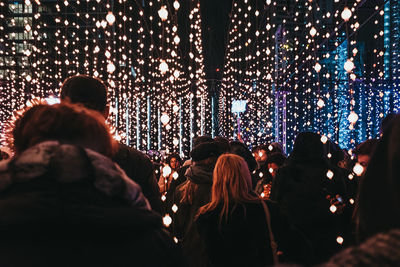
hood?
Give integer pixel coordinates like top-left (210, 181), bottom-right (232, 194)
top-left (185, 164), bottom-right (214, 185)
top-left (0, 141), bottom-right (150, 210)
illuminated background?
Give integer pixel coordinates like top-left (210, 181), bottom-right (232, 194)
top-left (1, 0), bottom-right (399, 155)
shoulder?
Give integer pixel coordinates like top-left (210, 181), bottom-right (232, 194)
top-left (113, 143), bottom-right (153, 167)
top-left (322, 229), bottom-right (400, 266)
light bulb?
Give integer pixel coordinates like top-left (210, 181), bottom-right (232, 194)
top-left (309, 27), bottom-right (317, 37)
top-left (353, 163), bottom-right (364, 176)
top-left (344, 59), bottom-right (354, 73)
top-left (158, 6), bottom-right (168, 21)
top-left (348, 111), bottom-right (359, 124)
top-left (317, 98), bottom-right (325, 108)
top-left (314, 62), bottom-right (322, 72)
top-left (162, 165), bottom-right (172, 177)
top-left (106, 12), bottom-right (116, 25)
top-left (173, 1), bottom-right (180, 10)
top-left (107, 62), bottom-right (116, 73)
top-left (161, 113), bottom-right (170, 125)
top-left (159, 60), bottom-right (169, 74)
top-left (341, 7), bottom-right (352, 21)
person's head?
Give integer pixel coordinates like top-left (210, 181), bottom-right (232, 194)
top-left (198, 154), bottom-right (258, 222)
top-left (60, 75), bottom-right (109, 118)
top-left (252, 145), bottom-right (268, 163)
top-left (166, 153), bottom-right (182, 170)
top-left (289, 132), bottom-right (326, 163)
top-left (230, 141), bottom-right (257, 172)
top-left (354, 139), bottom-right (379, 171)
top-left (193, 135), bottom-right (213, 148)
top-left (214, 136), bottom-right (231, 153)
top-left (190, 141), bottom-right (223, 166)
top-left (266, 152), bottom-right (286, 178)
top-left (11, 103), bottom-right (116, 157)
top-left (356, 115), bottom-right (400, 242)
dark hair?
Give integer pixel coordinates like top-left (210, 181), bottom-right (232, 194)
top-left (229, 141), bottom-right (257, 172)
top-left (166, 153), bottom-right (182, 166)
top-left (326, 140), bottom-right (344, 166)
top-left (11, 103), bottom-right (116, 157)
top-left (193, 136), bottom-right (214, 148)
top-left (266, 152), bottom-right (286, 167)
top-left (356, 115), bottom-right (400, 242)
top-left (354, 139), bottom-right (379, 156)
top-left (60, 75), bottom-right (108, 112)
top-left (288, 132), bottom-right (326, 163)
top-left (214, 136), bottom-right (231, 153)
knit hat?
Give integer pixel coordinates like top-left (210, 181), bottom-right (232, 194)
top-left (190, 141), bottom-right (223, 162)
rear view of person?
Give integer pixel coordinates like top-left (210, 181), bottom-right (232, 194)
top-left (270, 132), bottom-right (348, 264)
top-left (0, 103), bottom-right (182, 267)
top-left (322, 115), bottom-right (400, 266)
top-left (60, 75), bottom-right (161, 212)
top-left (197, 154), bottom-right (313, 267)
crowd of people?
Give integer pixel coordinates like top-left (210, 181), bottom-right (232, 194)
top-left (0, 74), bottom-right (399, 266)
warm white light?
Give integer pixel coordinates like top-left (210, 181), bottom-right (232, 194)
top-left (326, 170), bottom-right (334, 179)
top-left (107, 62), bottom-right (116, 73)
top-left (172, 171), bottom-right (179, 180)
top-left (314, 62), bottom-right (322, 72)
top-left (172, 204), bottom-right (178, 213)
top-left (353, 163), bottom-right (364, 176)
top-left (161, 113), bottom-right (170, 125)
top-left (173, 70), bottom-right (180, 78)
top-left (159, 60), bottom-right (169, 74)
top-left (309, 27), bottom-right (317, 37)
top-left (320, 135), bottom-right (328, 144)
top-left (317, 98), bottom-right (325, 108)
top-left (348, 111), bottom-right (359, 124)
top-left (336, 236), bottom-right (344, 245)
top-left (158, 6), bottom-right (168, 21)
top-left (344, 59), bottom-right (354, 73)
top-left (106, 12), bottom-right (116, 25)
top-left (162, 165), bottom-right (172, 177)
top-left (341, 7), bottom-right (352, 21)
top-left (330, 205), bottom-right (337, 213)
top-left (163, 214), bottom-right (172, 227)
top-left (174, 35), bottom-right (180, 44)
top-left (173, 1), bottom-right (180, 10)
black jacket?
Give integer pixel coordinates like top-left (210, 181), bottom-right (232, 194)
top-left (174, 164), bottom-right (214, 267)
top-left (0, 141), bottom-right (183, 267)
top-left (112, 143), bottom-right (162, 213)
top-left (270, 161), bottom-right (349, 264)
top-left (197, 201), bottom-right (313, 267)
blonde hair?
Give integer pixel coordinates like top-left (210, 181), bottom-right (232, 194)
top-left (198, 154), bottom-right (259, 223)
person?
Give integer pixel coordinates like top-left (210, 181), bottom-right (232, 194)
top-left (159, 153), bottom-right (183, 193)
top-left (353, 138), bottom-right (378, 176)
top-left (322, 115), bottom-right (400, 266)
top-left (196, 154), bottom-right (313, 266)
top-left (174, 140), bottom-right (223, 267)
top-left (255, 152), bottom-right (286, 199)
top-left (0, 103), bottom-right (183, 267)
top-left (60, 75), bottom-right (161, 212)
top-left (270, 132), bottom-right (349, 264)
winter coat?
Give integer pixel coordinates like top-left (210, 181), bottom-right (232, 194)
top-left (321, 229), bottom-right (400, 266)
top-left (174, 163), bottom-right (214, 267)
top-left (0, 141), bottom-right (183, 267)
top-left (270, 160), bottom-right (349, 264)
top-left (112, 143), bottom-right (162, 213)
top-left (196, 201), bottom-right (314, 267)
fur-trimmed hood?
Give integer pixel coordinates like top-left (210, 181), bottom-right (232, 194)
top-left (0, 141), bottom-right (150, 209)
